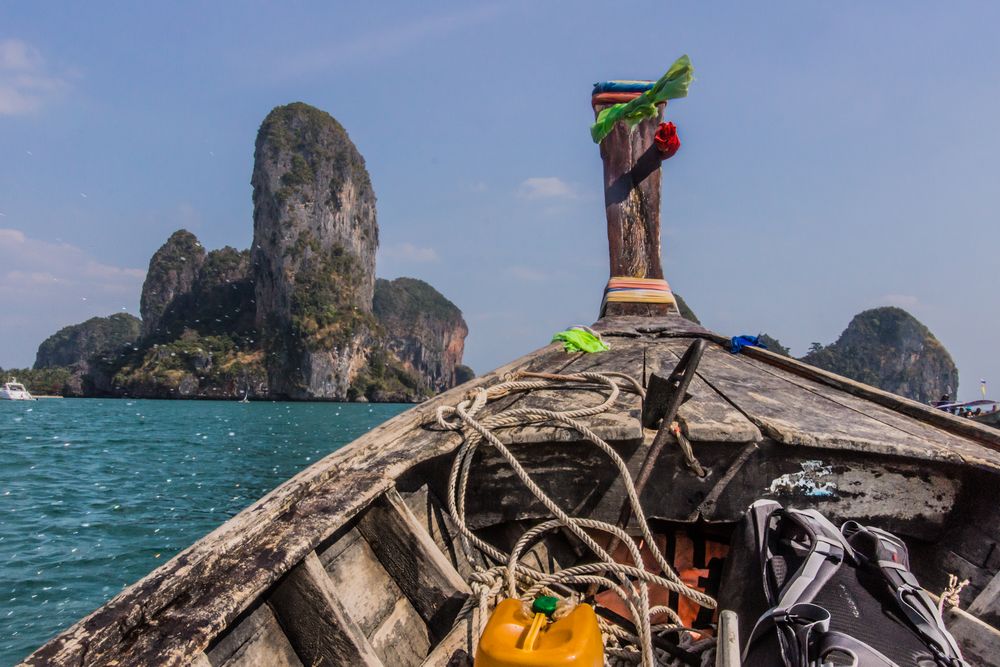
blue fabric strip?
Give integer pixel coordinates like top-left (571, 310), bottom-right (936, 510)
top-left (730, 335), bottom-right (767, 354)
top-left (593, 80), bottom-right (655, 94)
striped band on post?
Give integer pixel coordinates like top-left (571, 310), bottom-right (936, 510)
top-left (591, 91), bottom-right (643, 108)
top-left (600, 277), bottom-right (677, 317)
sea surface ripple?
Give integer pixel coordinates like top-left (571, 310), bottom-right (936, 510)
top-left (0, 398), bottom-right (407, 666)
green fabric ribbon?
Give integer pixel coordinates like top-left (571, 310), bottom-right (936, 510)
top-left (551, 328), bottom-right (610, 353)
top-left (590, 55), bottom-right (694, 144)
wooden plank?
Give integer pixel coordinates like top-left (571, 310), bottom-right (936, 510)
top-left (402, 485), bottom-right (477, 580)
top-left (268, 551), bottom-right (383, 667)
top-left (422, 613), bottom-right (476, 666)
top-left (592, 314), bottom-right (714, 339)
top-left (357, 488), bottom-right (471, 642)
top-left (969, 569), bottom-right (1000, 626)
top-left (942, 605), bottom-right (1000, 666)
top-left (319, 527), bottom-right (407, 637)
top-left (599, 314), bottom-right (1000, 452)
top-left (664, 341), bottom-right (962, 463)
top-left (728, 350), bottom-right (1000, 471)
top-left (716, 610), bottom-right (740, 667)
top-left (204, 603), bottom-right (302, 667)
top-left (319, 524), bottom-right (431, 667)
top-left (732, 340), bottom-right (1000, 451)
top-left (367, 597), bottom-right (431, 667)
top-left (495, 339), bottom-right (645, 446)
top-left (646, 341), bottom-right (761, 443)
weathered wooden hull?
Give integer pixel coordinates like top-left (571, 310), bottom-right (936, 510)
top-left (23, 316), bottom-right (1000, 666)
top-left (975, 410), bottom-right (1000, 429)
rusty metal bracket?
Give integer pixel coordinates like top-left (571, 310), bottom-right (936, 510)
top-left (641, 338), bottom-right (706, 430)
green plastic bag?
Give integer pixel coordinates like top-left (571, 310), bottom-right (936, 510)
top-left (551, 328), bottom-right (610, 353)
top-left (590, 55), bottom-right (694, 144)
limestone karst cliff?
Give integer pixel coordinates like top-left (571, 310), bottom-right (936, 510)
top-left (802, 307), bottom-right (958, 403)
top-left (140, 230), bottom-right (206, 337)
top-left (33, 102), bottom-right (469, 401)
top-left (34, 313), bottom-right (141, 369)
top-left (251, 102), bottom-right (379, 399)
top-left (373, 278), bottom-right (468, 394)
top-left (153, 246), bottom-right (256, 342)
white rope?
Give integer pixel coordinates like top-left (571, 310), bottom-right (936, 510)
top-left (435, 370), bottom-right (717, 666)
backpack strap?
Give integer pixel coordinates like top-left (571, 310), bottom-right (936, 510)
top-left (816, 631), bottom-right (900, 666)
top-left (743, 501), bottom-right (852, 665)
top-left (842, 522), bottom-right (968, 667)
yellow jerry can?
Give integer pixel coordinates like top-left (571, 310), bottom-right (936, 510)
top-left (475, 597), bottom-right (604, 667)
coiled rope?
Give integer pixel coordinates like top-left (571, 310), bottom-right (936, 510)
top-left (434, 370), bottom-right (717, 666)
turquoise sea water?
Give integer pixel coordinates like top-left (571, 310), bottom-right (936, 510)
top-left (0, 398), bottom-right (408, 666)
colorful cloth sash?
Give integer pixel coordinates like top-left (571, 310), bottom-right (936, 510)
top-left (600, 277), bottom-right (676, 316)
top-left (591, 92), bottom-right (643, 108)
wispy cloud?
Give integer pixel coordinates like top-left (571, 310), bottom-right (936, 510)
top-left (517, 177), bottom-right (577, 200)
top-left (0, 39), bottom-right (70, 115)
top-left (380, 241), bottom-right (439, 263)
top-left (0, 228), bottom-right (145, 296)
top-left (0, 228), bottom-right (145, 366)
top-left (505, 265), bottom-right (549, 282)
top-left (272, 5), bottom-right (501, 77)
top-left (879, 293), bottom-right (921, 309)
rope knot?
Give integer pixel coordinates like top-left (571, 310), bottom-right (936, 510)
top-left (939, 574), bottom-right (970, 611)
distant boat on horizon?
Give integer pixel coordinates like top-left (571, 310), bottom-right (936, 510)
top-left (0, 378), bottom-right (35, 401)
top-left (933, 398), bottom-right (1000, 429)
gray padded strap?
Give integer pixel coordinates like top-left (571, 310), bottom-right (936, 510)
top-left (817, 631), bottom-right (900, 667)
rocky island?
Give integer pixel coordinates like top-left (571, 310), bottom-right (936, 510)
top-left (20, 102), bottom-right (470, 402)
top-left (800, 306), bottom-right (958, 404)
top-left (678, 302), bottom-right (958, 403)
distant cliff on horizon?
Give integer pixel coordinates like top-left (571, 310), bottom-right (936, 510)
top-left (801, 307), bottom-right (958, 404)
top-left (677, 300), bottom-right (958, 403)
top-left (25, 102), bottom-right (470, 402)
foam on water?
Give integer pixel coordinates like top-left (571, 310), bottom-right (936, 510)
top-left (0, 398), bottom-right (407, 665)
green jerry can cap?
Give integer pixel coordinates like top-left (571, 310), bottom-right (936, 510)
top-left (531, 595), bottom-right (559, 617)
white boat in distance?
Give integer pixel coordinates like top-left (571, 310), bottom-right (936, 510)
top-left (0, 378), bottom-right (35, 400)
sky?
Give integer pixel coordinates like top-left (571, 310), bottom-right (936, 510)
top-left (0, 2), bottom-right (998, 400)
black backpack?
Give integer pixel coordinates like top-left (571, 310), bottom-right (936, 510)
top-left (720, 500), bottom-right (968, 667)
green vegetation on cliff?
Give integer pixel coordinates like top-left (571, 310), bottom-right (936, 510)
top-left (289, 241), bottom-right (375, 352)
top-left (34, 313), bottom-right (141, 369)
top-left (152, 246), bottom-right (255, 343)
top-left (674, 293), bottom-right (699, 324)
top-left (140, 230), bottom-right (205, 336)
top-left (802, 307), bottom-right (958, 402)
top-left (373, 277), bottom-right (462, 323)
top-left (348, 347), bottom-right (427, 402)
top-left (257, 102), bottom-right (373, 211)
top-left (758, 333), bottom-right (791, 357)
top-left (0, 366), bottom-right (73, 395)
top-left (455, 364), bottom-right (475, 384)
top-left (373, 277), bottom-right (468, 394)
top-left (111, 331), bottom-right (265, 398)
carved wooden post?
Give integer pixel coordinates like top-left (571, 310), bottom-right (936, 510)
top-left (595, 95), bottom-right (675, 318)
